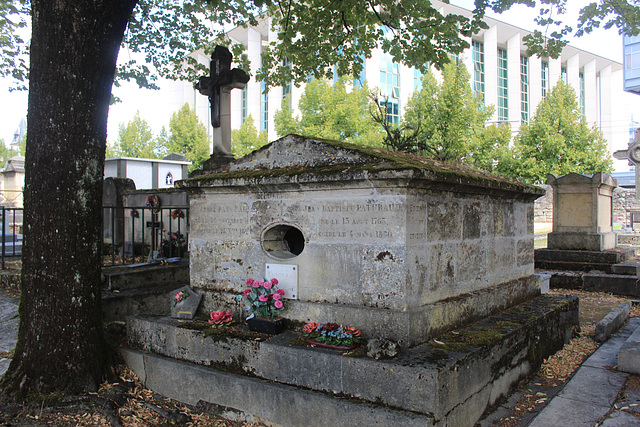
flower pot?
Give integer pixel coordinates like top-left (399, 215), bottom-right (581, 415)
top-left (303, 338), bottom-right (359, 350)
top-left (247, 317), bottom-right (285, 334)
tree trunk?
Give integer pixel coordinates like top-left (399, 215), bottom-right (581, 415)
top-left (1, 0), bottom-right (137, 396)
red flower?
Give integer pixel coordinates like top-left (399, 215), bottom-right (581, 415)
top-left (276, 289), bottom-right (285, 296)
top-left (303, 322), bottom-right (321, 333)
top-left (246, 278), bottom-right (254, 286)
top-left (345, 326), bottom-right (361, 337)
top-left (243, 289), bottom-right (251, 297)
top-left (209, 310), bottom-right (233, 325)
top-left (323, 323), bottom-right (339, 331)
top-left (271, 278), bottom-right (278, 285)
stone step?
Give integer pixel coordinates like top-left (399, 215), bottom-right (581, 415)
top-left (124, 294), bottom-right (578, 426)
top-left (121, 348), bottom-right (433, 427)
top-left (618, 322), bottom-right (640, 375)
top-left (535, 259), bottom-right (614, 274)
top-left (582, 274), bottom-right (640, 297)
top-left (611, 259), bottom-right (640, 276)
top-left (102, 284), bottom-right (174, 321)
top-left (103, 261), bottom-right (188, 291)
top-left (535, 248), bottom-right (635, 264)
top-left (546, 271), bottom-right (583, 290)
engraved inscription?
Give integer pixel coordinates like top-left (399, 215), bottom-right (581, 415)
top-left (316, 201), bottom-right (406, 242)
top-left (193, 202), bottom-right (250, 239)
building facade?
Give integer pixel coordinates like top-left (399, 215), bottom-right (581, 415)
top-left (181, 1), bottom-right (623, 154)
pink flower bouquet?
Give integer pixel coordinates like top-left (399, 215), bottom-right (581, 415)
top-left (240, 278), bottom-right (285, 319)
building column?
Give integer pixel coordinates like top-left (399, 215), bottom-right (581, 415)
top-left (599, 65), bottom-right (614, 151)
top-left (507, 33), bottom-right (521, 127)
top-left (246, 27), bottom-right (262, 131)
top-left (549, 57), bottom-right (562, 88)
top-left (584, 60), bottom-right (597, 125)
top-left (484, 26), bottom-right (498, 122)
top-left (529, 55), bottom-right (542, 118)
top-left (566, 54), bottom-right (580, 95)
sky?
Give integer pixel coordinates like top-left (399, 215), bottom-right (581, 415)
top-left (0, 1), bottom-right (637, 170)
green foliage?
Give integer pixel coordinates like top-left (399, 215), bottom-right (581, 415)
top-left (4, 0), bottom-right (637, 91)
top-left (385, 62), bottom-right (509, 171)
top-left (166, 103), bottom-right (210, 172)
top-left (274, 79), bottom-right (384, 147)
top-left (112, 111), bottom-right (162, 159)
top-left (0, 0), bottom-right (29, 90)
top-left (0, 137), bottom-right (22, 162)
top-left (231, 115), bottom-right (269, 158)
top-left (502, 80), bottom-right (613, 184)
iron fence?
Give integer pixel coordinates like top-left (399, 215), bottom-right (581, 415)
top-left (102, 206), bottom-right (189, 267)
top-left (0, 205), bottom-right (189, 269)
top-left (0, 207), bottom-right (23, 270)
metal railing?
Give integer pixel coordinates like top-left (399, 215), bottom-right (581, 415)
top-left (102, 206), bottom-right (189, 267)
top-left (0, 205), bottom-right (189, 269)
top-left (0, 207), bottom-right (23, 270)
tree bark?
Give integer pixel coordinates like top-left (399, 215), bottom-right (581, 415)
top-left (1, 0), bottom-right (137, 396)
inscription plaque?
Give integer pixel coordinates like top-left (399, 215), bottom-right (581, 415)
top-left (265, 263), bottom-right (298, 299)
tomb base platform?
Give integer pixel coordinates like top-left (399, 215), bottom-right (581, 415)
top-left (198, 275), bottom-right (542, 347)
top-left (547, 231), bottom-right (617, 251)
top-left (123, 294), bottom-right (578, 427)
top-left (535, 247), bottom-right (635, 274)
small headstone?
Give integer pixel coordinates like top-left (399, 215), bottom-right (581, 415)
top-left (170, 285), bottom-right (202, 320)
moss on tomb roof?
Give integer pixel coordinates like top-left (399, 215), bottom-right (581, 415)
top-left (179, 135), bottom-right (543, 196)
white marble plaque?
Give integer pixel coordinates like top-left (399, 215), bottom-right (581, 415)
top-left (265, 263), bottom-right (298, 299)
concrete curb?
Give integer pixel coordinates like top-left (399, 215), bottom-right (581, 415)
top-left (595, 302), bottom-right (631, 342)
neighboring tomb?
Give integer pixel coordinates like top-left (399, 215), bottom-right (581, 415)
top-left (547, 173), bottom-right (617, 251)
top-left (179, 135), bottom-right (544, 345)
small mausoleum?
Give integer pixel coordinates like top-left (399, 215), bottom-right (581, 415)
top-left (179, 135), bottom-right (545, 345)
top-left (104, 153), bottom-right (191, 190)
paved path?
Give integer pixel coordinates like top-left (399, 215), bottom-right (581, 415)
top-left (0, 293), bottom-right (18, 377)
top-left (528, 317), bottom-right (640, 426)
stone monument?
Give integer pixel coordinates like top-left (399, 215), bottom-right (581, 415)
top-left (193, 45), bottom-right (249, 173)
top-left (546, 173), bottom-right (617, 251)
top-left (179, 135), bottom-right (545, 345)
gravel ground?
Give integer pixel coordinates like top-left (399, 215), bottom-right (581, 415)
top-left (0, 288), bottom-right (636, 426)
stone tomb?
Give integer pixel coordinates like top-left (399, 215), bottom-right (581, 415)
top-left (547, 173), bottom-right (617, 251)
top-left (179, 135), bottom-right (544, 345)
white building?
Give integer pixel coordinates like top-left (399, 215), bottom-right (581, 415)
top-left (178, 1), bottom-right (624, 155)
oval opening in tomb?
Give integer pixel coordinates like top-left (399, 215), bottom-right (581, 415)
top-left (262, 224), bottom-right (305, 259)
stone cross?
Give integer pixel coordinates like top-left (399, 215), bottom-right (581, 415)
top-left (614, 127), bottom-right (640, 198)
top-left (195, 46), bottom-right (250, 156)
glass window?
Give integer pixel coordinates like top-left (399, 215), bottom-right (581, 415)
top-left (380, 53), bottom-right (401, 124)
top-left (541, 61), bottom-right (550, 98)
top-left (520, 55), bottom-right (529, 124)
top-left (472, 40), bottom-right (485, 101)
top-left (260, 81), bottom-right (268, 132)
top-left (497, 48), bottom-right (508, 121)
top-left (580, 72), bottom-right (585, 117)
top-left (241, 86), bottom-right (247, 123)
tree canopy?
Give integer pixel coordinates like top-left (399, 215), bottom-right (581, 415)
top-left (497, 80), bottom-right (613, 183)
top-left (274, 78), bottom-right (384, 146)
top-left (378, 62), bottom-right (511, 170)
top-left (166, 103), bottom-right (210, 171)
top-left (110, 110), bottom-right (163, 158)
top-left (231, 114), bottom-right (269, 158)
